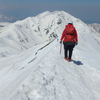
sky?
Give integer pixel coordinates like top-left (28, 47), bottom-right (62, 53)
top-left (0, 0), bottom-right (100, 23)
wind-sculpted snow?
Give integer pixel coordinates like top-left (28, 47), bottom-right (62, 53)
top-left (0, 39), bottom-right (100, 100)
top-left (0, 22), bottom-right (12, 34)
top-left (0, 11), bottom-right (100, 100)
top-left (0, 11), bottom-right (100, 58)
top-left (88, 23), bottom-right (100, 33)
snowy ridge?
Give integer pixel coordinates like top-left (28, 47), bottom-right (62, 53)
top-left (87, 23), bottom-right (100, 43)
top-left (0, 11), bottom-right (100, 100)
top-left (1, 39), bottom-right (100, 100)
top-left (0, 11), bottom-right (92, 59)
top-left (0, 22), bottom-right (12, 34)
top-left (88, 23), bottom-right (100, 33)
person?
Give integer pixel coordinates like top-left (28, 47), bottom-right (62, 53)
top-left (60, 23), bottom-right (78, 62)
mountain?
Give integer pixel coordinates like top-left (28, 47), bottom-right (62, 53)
top-left (0, 14), bottom-right (16, 22)
top-left (88, 23), bottom-right (100, 33)
top-left (0, 11), bottom-right (100, 100)
top-left (0, 11), bottom-right (100, 59)
top-left (0, 22), bottom-right (12, 34)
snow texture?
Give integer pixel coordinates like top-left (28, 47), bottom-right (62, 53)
top-left (88, 23), bottom-right (100, 33)
top-left (0, 11), bottom-right (100, 100)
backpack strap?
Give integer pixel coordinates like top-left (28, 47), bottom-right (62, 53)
top-left (66, 33), bottom-right (74, 35)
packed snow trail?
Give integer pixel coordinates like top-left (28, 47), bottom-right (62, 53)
top-left (0, 40), bottom-right (57, 100)
top-left (0, 39), bottom-right (100, 100)
top-left (8, 40), bottom-right (100, 100)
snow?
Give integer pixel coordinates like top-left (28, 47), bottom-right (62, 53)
top-left (88, 23), bottom-right (100, 33)
top-left (0, 11), bottom-right (100, 100)
top-left (0, 22), bottom-right (12, 34)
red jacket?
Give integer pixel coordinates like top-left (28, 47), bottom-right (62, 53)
top-left (60, 24), bottom-right (78, 43)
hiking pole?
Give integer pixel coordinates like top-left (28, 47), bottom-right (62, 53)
top-left (60, 43), bottom-right (62, 54)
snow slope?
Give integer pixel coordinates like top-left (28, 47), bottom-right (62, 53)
top-left (1, 39), bottom-right (100, 100)
top-left (0, 11), bottom-right (100, 100)
top-left (0, 22), bottom-right (12, 34)
top-left (88, 23), bottom-right (100, 33)
top-left (0, 11), bottom-right (100, 59)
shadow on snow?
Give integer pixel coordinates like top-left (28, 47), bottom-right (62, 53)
top-left (72, 60), bottom-right (83, 65)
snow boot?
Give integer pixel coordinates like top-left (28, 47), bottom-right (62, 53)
top-left (64, 57), bottom-right (71, 62)
top-left (67, 59), bottom-right (71, 62)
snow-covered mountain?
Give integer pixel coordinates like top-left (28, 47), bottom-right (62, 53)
top-left (0, 11), bottom-right (100, 100)
top-left (88, 23), bottom-right (100, 33)
top-left (0, 11), bottom-right (100, 59)
top-left (0, 14), bottom-right (15, 22)
top-left (0, 22), bottom-right (12, 34)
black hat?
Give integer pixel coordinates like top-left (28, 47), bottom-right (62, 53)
top-left (68, 23), bottom-right (73, 25)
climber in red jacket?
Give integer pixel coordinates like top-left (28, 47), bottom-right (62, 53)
top-left (60, 23), bottom-right (78, 61)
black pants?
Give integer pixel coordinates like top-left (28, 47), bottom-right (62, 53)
top-left (63, 42), bottom-right (75, 59)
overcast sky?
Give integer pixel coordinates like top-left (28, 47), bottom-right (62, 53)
top-left (0, 0), bottom-right (100, 23)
